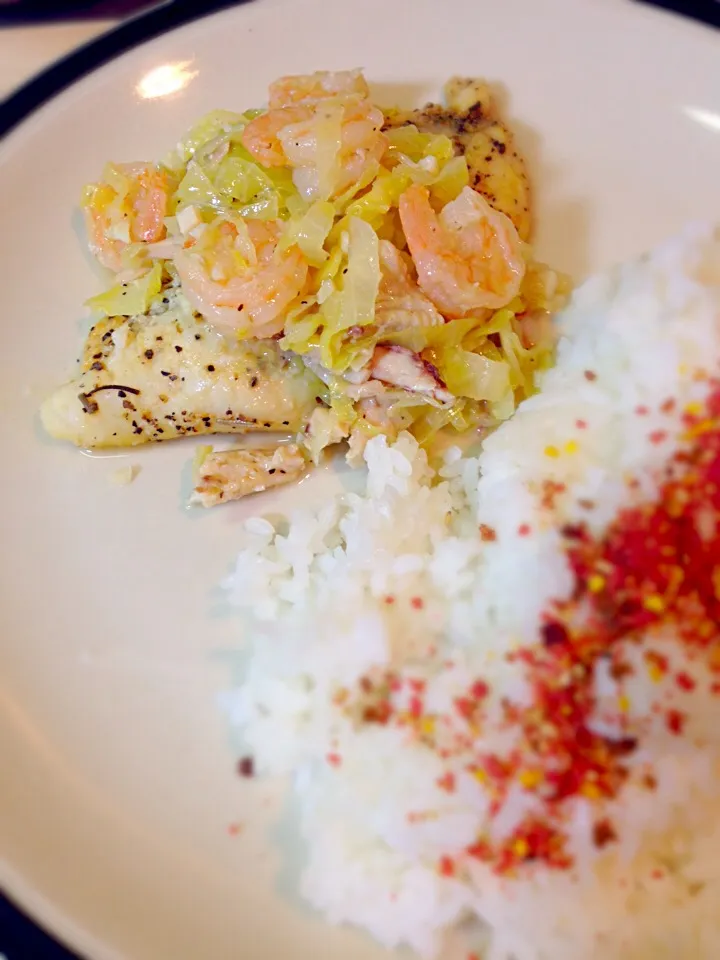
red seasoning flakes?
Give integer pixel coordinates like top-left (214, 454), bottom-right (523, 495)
top-left (666, 709), bottom-right (686, 735)
top-left (346, 386), bottom-right (720, 878)
top-left (436, 771), bottom-right (457, 793)
top-left (541, 480), bottom-right (567, 511)
top-left (675, 671), bottom-right (696, 692)
top-left (592, 818), bottom-right (618, 849)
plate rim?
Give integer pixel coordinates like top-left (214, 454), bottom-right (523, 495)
top-left (0, 886), bottom-right (90, 960)
top-left (1, 2), bottom-right (718, 959)
top-left (1, 7), bottom-right (257, 960)
top-left (0, 0), bottom-right (251, 139)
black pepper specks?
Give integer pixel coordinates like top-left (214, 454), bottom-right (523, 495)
top-left (144, 349), bottom-right (154, 360)
top-left (207, 364), bottom-right (215, 372)
top-left (78, 393), bottom-right (99, 414)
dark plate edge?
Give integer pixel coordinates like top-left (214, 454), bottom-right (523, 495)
top-left (0, 0), bottom-right (252, 140)
top-left (0, 3), bottom-right (257, 958)
top-left (1, 0), bottom-right (716, 956)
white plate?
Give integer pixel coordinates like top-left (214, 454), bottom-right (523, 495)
top-left (1, 1), bottom-right (718, 958)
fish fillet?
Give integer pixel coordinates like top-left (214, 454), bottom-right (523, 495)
top-left (383, 77), bottom-right (532, 241)
top-left (41, 294), bottom-right (321, 448)
top-left (191, 444), bottom-right (308, 507)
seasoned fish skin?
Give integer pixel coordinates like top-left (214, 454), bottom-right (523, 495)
top-left (383, 77), bottom-right (532, 242)
top-left (41, 304), bottom-right (320, 448)
top-left (191, 444), bottom-right (308, 507)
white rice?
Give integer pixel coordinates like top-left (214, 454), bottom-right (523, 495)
top-left (222, 223), bottom-right (720, 959)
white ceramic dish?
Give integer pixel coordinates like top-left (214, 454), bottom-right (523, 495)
top-left (1, 1), bottom-right (718, 957)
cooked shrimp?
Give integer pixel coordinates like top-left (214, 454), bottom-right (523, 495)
top-left (82, 163), bottom-right (172, 274)
top-left (375, 240), bottom-right (445, 332)
top-left (268, 69), bottom-right (370, 109)
top-left (383, 77), bottom-right (532, 241)
top-left (174, 218), bottom-right (309, 339)
top-left (240, 105), bottom-right (312, 168)
top-left (398, 183), bottom-right (525, 318)
top-left (243, 96), bottom-right (386, 201)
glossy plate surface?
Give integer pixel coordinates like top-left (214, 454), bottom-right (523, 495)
top-left (1, 1), bottom-right (718, 957)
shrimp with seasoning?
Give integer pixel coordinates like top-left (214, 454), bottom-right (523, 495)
top-left (398, 183), bottom-right (525, 318)
top-left (173, 218), bottom-right (309, 339)
top-left (242, 71), bottom-right (387, 201)
top-left (82, 163), bottom-right (174, 276)
top-left (43, 69), bottom-right (566, 508)
top-left (268, 69), bottom-right (370, 109)
top-left (375, 240), bottom-right (445, 332)
top-left (383, 77), bottom-right (532, 242)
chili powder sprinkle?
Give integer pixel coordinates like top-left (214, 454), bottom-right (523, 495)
top-left (344, 387), bottom-right (720, 876)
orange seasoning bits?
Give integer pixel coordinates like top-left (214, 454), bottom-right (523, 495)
top-left (346, 386), bottom-right (720, 878)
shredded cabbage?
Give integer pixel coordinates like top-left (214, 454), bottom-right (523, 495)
top-left (345, 168), bottom-right (412, 230)
top-left (86, 262), bottom-right (163, 317)
top-left (430, 155), bottom-right (470, 205)
top-left (318, 217), bottom-right (380, 371)
top-left (174, 146), bottom-right (295, 221)
top-left (193, 444), bottom-right (214, 476)
top-left (304, 399), bottom-right (356, 462)
top-left (80, 77), bottom-right (569, 456)
top-left (165, 110), bottom-right (245, 170)
top-left (278, 200), bottom-right (334, 265)
top-left (310, 103), bottom-right (344, 201)
top-left (385, 126), bottom-right (454, 165)
top-left (429, 346), bottom-right (510, 402)
top-left (175, 161), bottom-right (223, 210)
top-left (215, 150), bottom-right (295, 219)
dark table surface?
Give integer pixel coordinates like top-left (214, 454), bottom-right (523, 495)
top-left (0, 894), bottom-right (82, 960)
top-left (0, 0), bottom-right (159, 23)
